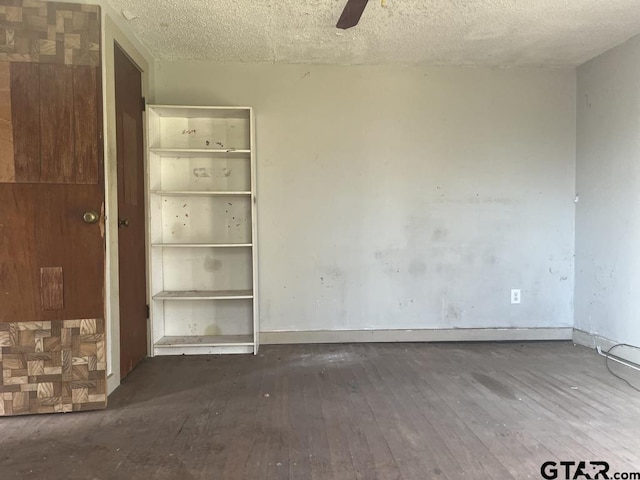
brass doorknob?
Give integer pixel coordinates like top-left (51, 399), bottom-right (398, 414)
top-left (83, 211), bottom-right (99, 224)
top-left (118, 218), bottom-right (130, 228)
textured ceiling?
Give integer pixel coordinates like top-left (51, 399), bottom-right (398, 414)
top-left (105, 0), bottom-right (640, 66)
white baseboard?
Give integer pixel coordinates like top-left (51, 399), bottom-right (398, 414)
top-left (572, 329), bottom-right (640, 366)
top-left (107, 373), bottom-right (120, 396)
top-left (260, 327), bottom-right (573, 345)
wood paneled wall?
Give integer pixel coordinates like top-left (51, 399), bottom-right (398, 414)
top-left (0, 1), bottom-right (102, 184)
top-left (2, 62), bottom-right (102, 184)
top-left (0, 1), bottom-right (106, 416)
top-left (0, 184), bottom-right (105, 322)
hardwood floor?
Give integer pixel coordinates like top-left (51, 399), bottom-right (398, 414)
top-left (1, 342), bottom-right (639, 479)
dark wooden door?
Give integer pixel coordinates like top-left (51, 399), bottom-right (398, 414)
top-left (0, 2), bottom-right (105, 416)
top-left (114, 44), bottom-right (147, 379)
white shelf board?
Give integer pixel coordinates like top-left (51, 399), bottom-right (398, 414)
top-left (151, 243), bottom-right (252, 248)
top-left (149, 105), bottom-right (251, 119)
top-left (151, 190), bottom-right (251, 196)
top-left (153, 289), bottom-right (253, 300)
top-left (155, 334), bottom-right (254, 347)
top-left (154, 344), bottom-right (254, 355)
top-left (150, 148), bottom-right (250, 158)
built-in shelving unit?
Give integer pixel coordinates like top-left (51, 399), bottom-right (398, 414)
top-left (147, 105), bottom-right (258, 356)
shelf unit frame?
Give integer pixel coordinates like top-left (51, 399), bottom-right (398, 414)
top-left (146, 105), bottom-right (259, 356)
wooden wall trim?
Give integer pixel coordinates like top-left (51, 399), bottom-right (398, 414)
top-left (573, 329), bottom-right (640, 366)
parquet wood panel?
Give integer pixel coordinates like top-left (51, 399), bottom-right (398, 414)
top-left (0, 318), bottom-right (106, 416)
top-left (0, 1), bottom-right (100, 67)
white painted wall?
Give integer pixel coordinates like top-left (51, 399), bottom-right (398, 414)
top-left (155, 62), bottom-right (576, 335)
top-left (576, 35), bottom-right (640, 349)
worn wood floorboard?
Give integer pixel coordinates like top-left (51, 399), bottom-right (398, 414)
top-left (0, 342), bottom-right (639, 480)
top-left (379, 346), bottom-right (488, 479)
top-left (333, 346), bottom-right (401, 480)
top-left (360, 345), bottom-right (450, 479)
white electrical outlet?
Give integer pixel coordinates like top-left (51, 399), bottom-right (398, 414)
top-left (511, 289), bottom-right (521, 304)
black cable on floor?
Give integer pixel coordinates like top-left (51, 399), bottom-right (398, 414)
top-left (604, 343), bottom-right (640, 393)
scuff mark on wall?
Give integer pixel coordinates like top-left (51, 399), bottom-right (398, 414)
top-left (203, 256), bottom-right (223, 272)
top-left (408, 260), bottom-right (427, 275)
top-left (446, 305), bottom-right (461, 323)
top-left (432, 228), bottom-right (448, 241)
top-left (193, 168), bottom-right (210, 178)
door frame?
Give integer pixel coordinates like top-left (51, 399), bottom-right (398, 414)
top-left (103, 15), bottom-right (152, 393)
top-left (114, 42), bottom-right (148, 379)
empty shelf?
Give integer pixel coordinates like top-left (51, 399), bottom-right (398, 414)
top-left (154, 335), bottom-right (254, 347)
top-left (150, 148), bottom-right (250, 158)
top-left (153, 290), bottom-right (253, 300)
top-left (151, 243), bottom-right (252, 248)
top-left (151, 190), bottom-right (251, 196)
